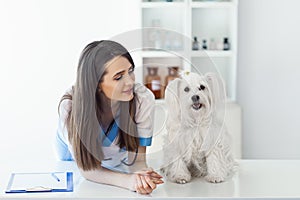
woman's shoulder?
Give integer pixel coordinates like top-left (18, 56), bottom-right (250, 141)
top-left (133, 84), bottom-right (155, 139)
top-left (58, 87), bottom-right (73, 118)
top-left (134, 83), bottom-right (155, 106)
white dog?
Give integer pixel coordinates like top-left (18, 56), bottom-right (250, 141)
top-left (161, 72), bottom-right (236, 184)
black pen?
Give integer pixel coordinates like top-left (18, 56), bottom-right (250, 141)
top-left (51, 173), bottom-right (60, 182)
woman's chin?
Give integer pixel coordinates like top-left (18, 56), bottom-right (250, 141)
top-left (120, 93), bottom-right (134, 101)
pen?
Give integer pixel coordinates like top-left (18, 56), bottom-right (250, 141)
top-left (51, 173), bottom-right (60, 182)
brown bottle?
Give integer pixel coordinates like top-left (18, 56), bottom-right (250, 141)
top-left (162, 66), bottom-right (179, 98)
top-left (165, 66), bottom-right (179, 86)
top-left (145, 67), bottom-right (162, 99)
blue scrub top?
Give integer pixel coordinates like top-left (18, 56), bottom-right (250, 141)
top-left (55, 120), bottom-right (152, 164)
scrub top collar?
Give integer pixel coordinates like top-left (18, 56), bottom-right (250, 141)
top-left (101, 120), bottom-right (119, 147)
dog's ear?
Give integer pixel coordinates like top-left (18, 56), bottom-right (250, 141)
top-left (164, 78), bottom-right (182, 136)
top-left (200, 73), bottom-right (226, 155)
top-left (165, 78), bottom-right (181, 118)
top-left (205, 73), bottom-right (226, 112)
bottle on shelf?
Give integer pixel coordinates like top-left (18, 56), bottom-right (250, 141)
top-left (173, 35), bottom-right (183, 51)
top-left (162, 66), bottom-right (180, 98)
top-left (216, 38), bottom-right (224, 50)
top-left (209, 38), bottom-right (217, 50)
top-left (223, 37), bottom-right (230, 51)
top-left (202, 39), bottom-right (207, 50)
top-left (148, 19), bottom-right (162, 50)
top-left (165, 66), bottom-right (179, 86)
top-left (145, 67), bottom-right (162, 99)
top-left (164, 32), bottom-right (172, 50)
top-left (192, 36), bottom-right (199, 50)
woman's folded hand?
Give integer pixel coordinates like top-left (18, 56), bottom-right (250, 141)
top-left (129, 167), bottom-right (164, 194)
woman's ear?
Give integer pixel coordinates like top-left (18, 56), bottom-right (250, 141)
top-left (97, 84), bottom-right (102, 92)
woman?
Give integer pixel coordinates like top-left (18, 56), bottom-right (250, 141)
top-left (55, 40), bottom-right (163, 194)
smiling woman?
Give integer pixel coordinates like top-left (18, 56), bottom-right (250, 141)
top-left (55, 40), bottom-right (163, 194)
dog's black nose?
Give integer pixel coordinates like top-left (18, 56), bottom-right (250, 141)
top-left (191, 95), bottom-right (200, 102)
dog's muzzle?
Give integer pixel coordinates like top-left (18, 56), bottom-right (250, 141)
top-left (192, 102), bottom-right (202, 110)
top-left (191, 95), bottom-right (203, 110)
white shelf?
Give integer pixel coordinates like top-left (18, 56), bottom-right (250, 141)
top-left (191, 50), bottom-right (233, 57)
top-left (140, 0), bottom-right (238, 101)
top-left (142, 50), bottom-right (233, 58)
top-left (141, 50), bottom-right (186, 58)
top-left (141, 2), bottom-right (185, 8)
top-left (191, 1), bottom-right (236, 8)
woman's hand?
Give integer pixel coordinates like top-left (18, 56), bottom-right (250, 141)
top-left (138, 167), bottom-right (164, 185)
top-left (129, 168), bottom-right (164, 194)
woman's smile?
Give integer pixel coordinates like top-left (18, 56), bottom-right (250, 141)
top-left (122, 87), bottom-right (133, 95)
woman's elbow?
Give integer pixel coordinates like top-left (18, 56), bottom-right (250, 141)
top-left (79, 169), bottom-right (99, 182)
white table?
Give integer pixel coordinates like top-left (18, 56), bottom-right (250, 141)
top-left (1, 159), bottom-right (300, 199)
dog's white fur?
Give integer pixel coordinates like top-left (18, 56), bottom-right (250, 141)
top-left (161, 72), bottom-right (236, 184)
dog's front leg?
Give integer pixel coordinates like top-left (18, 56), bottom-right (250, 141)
top-left (164, 158), bottom-right (191, 184)
top-left (205, 147), bottom-right (228, 183)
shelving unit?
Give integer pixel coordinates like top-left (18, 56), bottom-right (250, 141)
top-left (139, 0), bottom-right (238, 101)
top-left (141, 2), bottom-right (185, 8)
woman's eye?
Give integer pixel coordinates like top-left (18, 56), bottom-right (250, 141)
top-left (129, 67), bottom-right (135, 73)
top-left (114, 75), bottom-right (122, 81)
top-left (199, 85), bottom-right (205, 90)
top-left (184, 87), bottom-right (190, 92)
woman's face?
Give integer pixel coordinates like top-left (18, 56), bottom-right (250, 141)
top-left (100, 56), bottom-right (135, 101)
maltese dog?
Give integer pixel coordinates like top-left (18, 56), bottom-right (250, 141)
top-left (161, 72), bottom-right (236, 184)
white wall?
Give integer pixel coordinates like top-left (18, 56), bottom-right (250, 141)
top-left (2, 0), bottom-right (300, 163)
top-left (0, 0), bottom-right (140, 162)
top-left (237, 0), bottom-right (300, 159)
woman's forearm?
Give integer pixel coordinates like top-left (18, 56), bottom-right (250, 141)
top-left (80, 167), bottom-right (134, 191)
top-left (128, 160), bottom-right (148, 172)
top-left (80, 146), bottom-right (162, 192)
top-left (127, 146), bottom-right (148, 172)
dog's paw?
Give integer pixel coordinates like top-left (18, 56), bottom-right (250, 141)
top-left (173, 174), bottom-right (191, 184)
top-left (175, 178), bottom-right (188, 184)
top-left (205, 174), bottom-right (224, 183)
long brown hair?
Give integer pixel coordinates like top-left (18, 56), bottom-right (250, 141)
top-left (58, 41), bottom-right (139, 171)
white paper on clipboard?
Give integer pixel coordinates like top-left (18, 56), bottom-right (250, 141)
top-left (6, 172), bottom-right (71, 192)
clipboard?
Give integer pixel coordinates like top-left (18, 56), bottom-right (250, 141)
top-left (5, 172), bottom-right (73, 193)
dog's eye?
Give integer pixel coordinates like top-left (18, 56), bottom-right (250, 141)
top-left (184, 87), bottom-right (190, 92)
top-left (199, 85), bottom-right (205, 90)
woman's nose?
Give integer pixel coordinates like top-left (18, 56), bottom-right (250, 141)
top-left (124, 73), bottom-right (135, 86)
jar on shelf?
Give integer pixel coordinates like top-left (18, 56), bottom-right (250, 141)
top-left (145, 67), bottom-right (162, 99)
top-left (162, 66), bottom-right (180, 98)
